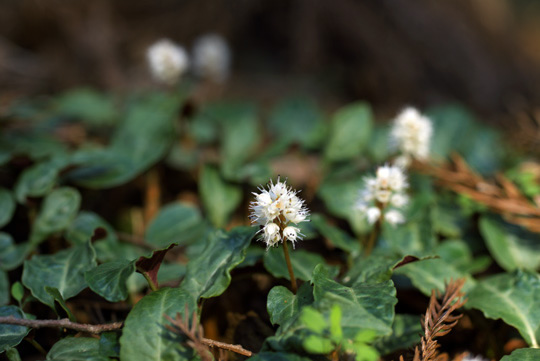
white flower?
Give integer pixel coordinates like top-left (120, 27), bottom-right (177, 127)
top-left (283, 226), bottom-right (300, 243)
top-left (355, 165), bottom-right (409, 226)
top-left (390, 107), bottom-right (433, 161)
top-left (461, 354), bottom-right (489, 361)
top-left (366, 207), bottom-right (381, 224)
top-left (384, 210), bottom-right (405, 226)
top-left (147, 39), bottom-right (189, 85)
top-left (250, 178), bottom-right (309, 248)
top-left (192, 34), bottom-right (231, 83)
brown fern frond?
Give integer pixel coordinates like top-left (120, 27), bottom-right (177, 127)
top-left (396, 279), bottom-right (467, 361)
top-left (420, 279), bottom-right (467, 361)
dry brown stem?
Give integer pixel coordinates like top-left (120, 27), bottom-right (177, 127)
top-left (164, 305), bottom-right (253, 360)
top-left (0, 316), bottom-right (123, 334)
top-left (414, 154), bottom-right (540, 232)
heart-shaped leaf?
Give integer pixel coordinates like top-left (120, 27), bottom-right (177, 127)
top-left (182, 227), bottom-right (255, 299)
top-left (46, 337), bottom-right (112, 361)
top-left (22, 241), bottom-right (96, 308)
top-left (85, 260), bottom-right (136, 302)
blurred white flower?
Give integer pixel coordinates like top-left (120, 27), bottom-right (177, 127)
top-left (462, 354), bottom-right (489, 361)
top-left (147, 39), bottom-right (189, 85)
top-left (356, 165), bottom-right (408, 227)
top-left (192, 34), bottom-right (231, 83)
top-left (250, 177), bottom-right (309, 248)
top-left (390, 107), bottom-right (433, 162)
top-left (366, 207), bottom-right (381, 224)
top-left (384, 210), bottom-right (405, 226)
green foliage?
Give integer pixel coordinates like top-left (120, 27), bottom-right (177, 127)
top-left (0, 306), bottom-right (29, 353)
top-left (500, 348), bottom-right (540, 360)
top-left (467, 270), bottom-right (540, 348)
top-left (324, 102), bottom-right (373, 162)
top-left (45, 337), bottom-right (112, 361)
top-left (199, 164), bottom-right (242, 228)
top-left (119, 287), bottom-right (197, 361)
top-left (22, 241), bottom-right (96, 308)
top-left (479, 216), bottom-right (540, 271)
top-left (0, 88), bottom-right (537, 360)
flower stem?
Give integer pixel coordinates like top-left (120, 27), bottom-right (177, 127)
top-left (282, 241), bottom-right (297, 294)
top-left (364, 219), bottom-right (381, 257)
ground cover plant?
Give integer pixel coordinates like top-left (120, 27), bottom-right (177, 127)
top-left (0, 40), bottom-right (540, 361)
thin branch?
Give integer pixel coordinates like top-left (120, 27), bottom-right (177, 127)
top-left (201, 337), bottom-right (253, 357)
top-left (0, 316), bottom-right (123, 334)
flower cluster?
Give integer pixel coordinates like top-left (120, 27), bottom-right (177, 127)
top-left (192, 34), bottom-right (231, 83)
top-left (356, 165), bottom-right (408, 226)
top-left (390, 107), bottom-right (433, 167)
top-left (250, 178), bottom-right (309, 249)
top-left (147, 39), bottom-right (189, 85)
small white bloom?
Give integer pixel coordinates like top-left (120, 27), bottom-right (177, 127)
top-left (366, 207), bottom-right (381, 224)
top-left (192, 34), bottom-right (231, 83)
top-left (390, 193), bottom-right (408, 208)
top-left (263, 223), bottom-right (281, 247)
top-left (147, 39), bottom-right (189, 85)
top-left (384, 210), bottom-right (405, 226)
top-left (355, 165), bottom-right (409, 226)
top-left (283, 226), bottom-right (300, 244)
top-left (390, 107), bottom-right (433, 161)
top-left (250, 177), bottom-right (309, 248)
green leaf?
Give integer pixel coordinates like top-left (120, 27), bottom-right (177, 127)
top-left (392, 240), bottom-right (478, 295)
top-left (99, 332), bottom-right (120, 358)
top-left (303, 335), bottom-right (334, 354)
top-left (65, 93), bottom-right (178, 188)
top-left (479, 216), bottom-right (540, 271)
top-left (14, 161), bottom-right (63, 203)
top-left (268, 98), bottom-right (325, 148)
top-left (46, 337), bottom-right (111, 361)
top-left (267, 284), bottom-right (314, 327)
top-left (31, 187), bottom-right (81, 245)
top-left (311, 214), bottom-right (359, 254)
top-left (85, 260), bottom-right (136, 302)
top-left (65, 212), bottom-right (117, 246)
top-left (0, 271), bottom-right (8, 305)
top-left (0, 306), bottom-right (30, 353)
top-left (379, 214), bottom-right (436, 256)
top-left (263, 247), bottom-right (331, 282)
top-left (343, 253), bottom-right (421, 286)
top-left (10, 282), bottom-right (24, 303)
top-left (312, 265), bottom-right (396, 337)
top-left (373, 314), bottom-right (422, 355)
top-left (324, 102), bottom-right (373, 162)
top-left (247, 352), bottom-right (313, 361)
top-left (22, 241), bottom-right (96, 308)
top-left (199, 165), bottom-right (242, 228)
top-left (119, 287), bottom-right (197, 361)
top-left (145, 202), bottom-right (205, 248)
top-left (55, 88), bottom-right (117, 126)
top-left (467, 270), bottom-right (540, 348)
top-left (219, 102), bottom-right (260, 175)
top-left (300, 307), bottom-right (327, 333)
top-left (500, 348), bottom-right (540, 361)
top-left (0, 188), bottom-right (15, 228)
top-left (329, 305), bottom-right (343, 340)
top-left (44, 287), bottom-right (76, 321)
top-left (182, 227), bottom-right (255, 299)
top-left (0, 233), bottom-right (30, 271)
top-left (6, 347), bottom-right (22, 361)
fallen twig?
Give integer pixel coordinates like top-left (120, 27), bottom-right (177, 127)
top-left (0, 316), bottom-right (123, 334)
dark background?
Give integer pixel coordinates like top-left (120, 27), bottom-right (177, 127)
top-left (1, 0), bottom-right (540, 119)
